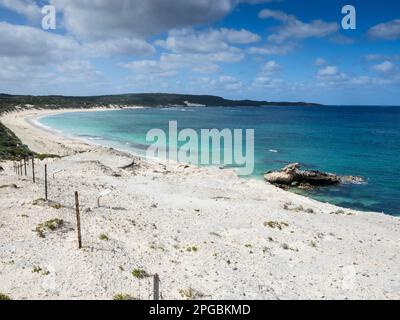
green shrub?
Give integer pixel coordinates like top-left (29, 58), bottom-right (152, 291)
top-left (264, 221), bottom-right (289, 230)
top-left (0, 122), bottom-right (33, 160)
top-left (131, 269), bottom-right (148, 279)
top-left (186, 246), bottom-right (198, 252)
top-left (34, 219), bottom-right (64, 238)
top-left (99, 234), bottom-right (109, 241)
top-left (35, 154), bottom-right (61, 161)
top-left (32, 266), bottom-right (42, 273)
top-left (0, 293), bottom-right (11, 300)
top-left (113, 294), bottom-right (136, 300)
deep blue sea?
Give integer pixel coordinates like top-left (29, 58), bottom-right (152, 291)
top-left (39, 106), bottom-right (400, 216)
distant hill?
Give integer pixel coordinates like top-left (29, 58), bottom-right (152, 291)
top-left (0, 93), bottom-right (321, 113)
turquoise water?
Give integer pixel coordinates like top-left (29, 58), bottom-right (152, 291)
top-left (39, 106), bottom-right (400, 216)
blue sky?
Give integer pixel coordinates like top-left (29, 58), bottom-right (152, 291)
top-left (0, 0), bottom-right (399, 105)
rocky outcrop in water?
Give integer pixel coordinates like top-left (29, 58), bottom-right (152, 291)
top-left (264, 163), bottom-right (364, 190)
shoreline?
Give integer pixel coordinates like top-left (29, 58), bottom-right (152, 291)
top-left (1, 108), bottom-right (381, 213)
top-left (0, 108), bottom-right (399, 300)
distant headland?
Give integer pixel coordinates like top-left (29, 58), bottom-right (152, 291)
top-left (0, 93), bottom-right (321, 112)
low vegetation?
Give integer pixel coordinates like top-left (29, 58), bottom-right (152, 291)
top-left (35, 154), bottom-right (61, 161)
top-left (0, 122), bottom-right (33, 160)
top-left (99, 233), bottom-right (109, 241)
top-left (50, 203), bottom-right (63, 210)
top-left (34, 219), bottom-right (64, 238)
top-left (264, 221), bottom-right (289, 230)
top-left (131, 269), bottom-right (149, 279)
top-left (0, 93), bottom-right (319, 110)
top-left (0, 293), bottom-right (11, 300)
top-left (281, 243), bottom-right (298, 252)
top-left (32, 266), bottom-right (42, 273)
top-left (330, 209), bottom-right (354, 216)
top-left (283, 203), bottom-right (315, 214)
top-left (113, 293), bottom-right (136, 300)
top-left (179, 288), bottom-right (204, 300)
top-left (32, 198), bottom-right (47, 206)
top-left (310, 240), bottom-right (318, 248)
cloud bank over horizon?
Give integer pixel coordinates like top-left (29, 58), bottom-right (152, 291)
top-left (0, 0), bottom-right (399, 105)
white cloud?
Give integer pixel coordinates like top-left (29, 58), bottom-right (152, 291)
top-left (261, 60), bottom-right (281, 75)
top-left (0, 0), bottom-right (41, 21)
top-left (318, 66), bottom-right (339, 76)
top-left (314, 61), bottom-right (400, 89)
top-left (330, 34), bottom-right (356, 45)
top-left (314, 58), bottom-right (326, 66)
top-left (191, 75), bottom-right (244, 92)
top-left (372, 61), bottom-right (396, 73)
top-left (124, 58), bottom-right (178, 78)
top-left (221, 28), bottom-right (261, 44)
top-left (125, 26), bottom-right (255, 78)
top-left (365, 54), bottom-right (400, 61)
top-left (368, 19), bottom-right (400, 40)
top-left (365, 54), bottom-right (384, 61)
top-left (258, 9), bottom-right (338, 43)
top-left (192, 64), bottom-right (222, 74)
top-left (251, 60), bottom-right (284, 89)
top-left (349, 76), bottom-right (371, 86)
top-left (218, 75), bottom-right (244, 90)
top-left (50, 0), bottom-right (241, 41)
top-left (0, 22), bottom-right (111, 89)
top-left (252, 76), bottom-right (284, 88)
top-left (155, 28), bottom-right (259, 54)
top-left (248, 43), bottom-right (295, 55)
top-left (0, 22), bottom-right (79, 63)
top-left (315, 65), bottom-right (349, 88)
top-left (123, 48), bottom-right (244, 78)
top-left (85, 38), bottom-right (155, 57)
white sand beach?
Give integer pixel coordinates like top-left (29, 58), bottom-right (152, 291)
top-left (0, 109), bottom-right (399, 300)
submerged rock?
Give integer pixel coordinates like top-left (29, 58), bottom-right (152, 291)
top-left (264, 163), bottom-right (363, 189)
top-left (341, 175), bottom-right (366, 184)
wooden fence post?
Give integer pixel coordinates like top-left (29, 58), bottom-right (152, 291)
top-left (44, 164), bottom-right (48, 200)
top-left (75, 191), bottom-right (82, 249)
top-left (153, 274), bottom-right (160, 300)
top-left (32, 158), bottom-right (36, 183)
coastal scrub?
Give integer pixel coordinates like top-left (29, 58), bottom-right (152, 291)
top-left (0, 122), bottom-right (33, 160)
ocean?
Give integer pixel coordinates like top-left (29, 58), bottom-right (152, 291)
top-left (39, 105), bottom-right (400, 216)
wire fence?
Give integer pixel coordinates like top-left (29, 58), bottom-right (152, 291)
top-left (10, 156), bottom-right (163, 300)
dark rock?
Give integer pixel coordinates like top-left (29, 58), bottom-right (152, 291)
top-left (264, 163), bottom-right (362, 189)
top-left (298, 182), bottom-right (315, 190)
